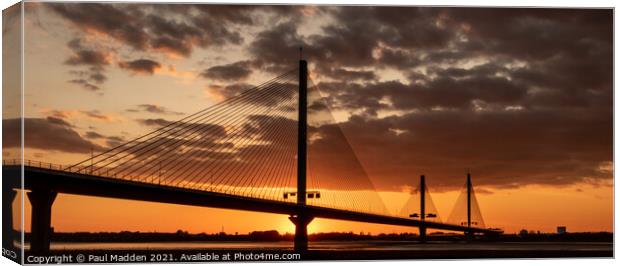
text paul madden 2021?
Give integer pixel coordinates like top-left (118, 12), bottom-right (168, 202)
top-left (83, 253), bottom-right (150, 263)
top-left (88, 252), bottom-right (302, 262)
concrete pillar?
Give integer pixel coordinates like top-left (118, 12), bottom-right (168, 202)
top-left (289, 214), bottom-right (313, 252)
top-left (419, 226), bottom-right (427, 243)
top-left (465, 230), bottom-right (474, 242)
top-left (27, 189), bottom-right (57, 254)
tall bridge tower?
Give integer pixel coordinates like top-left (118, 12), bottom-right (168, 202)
top-left (288, 59), bottom-right (313, 252)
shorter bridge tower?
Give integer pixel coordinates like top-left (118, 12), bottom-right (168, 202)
top-left (466, 172), bottom-right (473, 238)
top-left (419, 175), bottom-right (427, 242)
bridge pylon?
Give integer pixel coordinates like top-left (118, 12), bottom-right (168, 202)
top-left (290, 58), bottom-right (313, 252)
top-left (289, 214), bottom-right (314, 251)
top-left (465, 172), bottom-right (473, 239)
top-left (419, 175), bottom-right (427, 243)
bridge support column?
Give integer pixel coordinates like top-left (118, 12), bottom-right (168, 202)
top-left (419, 226), bottom-right (427, 243)
top-left (465, 230), bottom-right (474, 242)
top-left (2, 188), bottom-right (17, 249)
top-left (27, 189), bottom-right (57, 254)
top-left (289, 214), bottom-right (313, 252)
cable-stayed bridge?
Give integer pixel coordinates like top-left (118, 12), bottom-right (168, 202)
top-left (2, 60), bottom-right (501, 255)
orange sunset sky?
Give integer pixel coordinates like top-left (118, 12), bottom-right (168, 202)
top-left (2, 3), bottom-right (613, 235)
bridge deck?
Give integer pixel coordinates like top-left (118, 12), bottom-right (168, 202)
top-left (3, 164), bottom-right (501, 234)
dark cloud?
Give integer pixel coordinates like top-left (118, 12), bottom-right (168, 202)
top-left (442, 8), bottom-right (612, 61)
top-left (242, 82), bottom-right (297, 107)
top-left (247, 6), bottom-right (450, 74)
top-left (84, 131), bottom-right (126, 148)
top-left (137, 118), bottom-right (174, 128)
top-left (249, 21), bottom-right (309, 73)
top-left (3, 117), bottom-right (105, 154)
top-left (46, 110), bottom-right (71, 119)
top-left (127, 104), bottom-right (184, 115)
top-left (124, 120), bottom-right (230, 163)
top-left (207, 83), bottom-right (255, 99)
top-left (84, 131), bottom-right (105, 139)
top-left (354, 7), bottom-right (452, 49)
top-left (315, 53), bottom-right (608, 113)
top-left (68, 79), bottom-right (101, 91)
top-left (144, 13), bottom-right (204, 57)
top-left (200, 60), bottom-right (253, 81)
top-left (376, 48), bottom-right (420, 69)
top-left (320, 67), bottom-right (377, 81)
top-left (64, 38), bottom-right (109, 91)
top-left (314, 109), bottom-right (611, 191)
top-left (65, 38), bottom-right (109, 66)
top-left (118, 59), bottom-right (162, 75)
top-left (47, 3), bottom-right (279, 58)
top-left (65, 49), bottom-right (109, 67)
top-left (46, 116), bottom-right (74, 128)
top-left (136, 119), bottom-right (230, 144)
top-left (80, 110), bottom-right (115, 121)
top-left (89, 72), bottom-right (107, 83)
top-left (206, 82), bottom-right (298, 108)
top-left (50, 4), bottom-right (148, 50)
top-left (240, 115), bottom-right (297, 143)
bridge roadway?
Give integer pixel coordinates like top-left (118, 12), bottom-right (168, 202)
top-left (2, 165), bottom-right (501, 254)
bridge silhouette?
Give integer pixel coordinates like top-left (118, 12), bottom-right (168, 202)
top-left (2, 60), bottom-right (501, 255)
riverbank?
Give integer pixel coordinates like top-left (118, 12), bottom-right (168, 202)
top-left (18, 241), bottom-right (612, 263)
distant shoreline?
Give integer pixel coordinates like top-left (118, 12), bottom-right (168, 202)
top-left (18, 230), bottom-right (613, 243)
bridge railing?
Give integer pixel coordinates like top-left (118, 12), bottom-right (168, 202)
top-left (3, 159), bottom-right (67, 171)
top-left (4, 159), bottom-right (237, 192)
top-left (3, 159), bottom-right (158, 183)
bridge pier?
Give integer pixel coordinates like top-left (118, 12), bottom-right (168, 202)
top-left (289, 214), bottom-right (313, 252)
top-left (2, 187), bottom-right (16, 249)
top-left (27, 189), bottom-right (57, 254)
top-left (419, 226), bottom-right (427, 243)
top-left (465, 230), bottom-right (474, 242)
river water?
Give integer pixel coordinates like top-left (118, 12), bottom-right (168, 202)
top-left (42, 241), bottom-right (611, 252)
